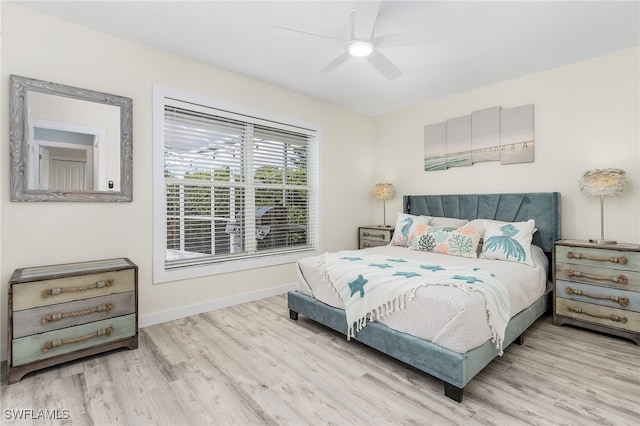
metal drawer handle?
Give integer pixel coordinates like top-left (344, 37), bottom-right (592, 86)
top-left (566, 269), bottom-right (628, 285)
top-left (566, 251), bottom-right (627, 265)
top-left (41, 280), bottom-right (113, 299)
top-left (362, 232), bottom-right (385, 239)
top-left (41, 304), bottom-right (113, 325)
top-left (41, 326), bottom-right (113, 353)
top-left (567, 307), bottom-right (628, 324)
top-left (565, 287), bottom-right (629, 307)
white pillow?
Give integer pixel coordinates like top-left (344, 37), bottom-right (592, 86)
top-left (430, 217), bottom-right (469, 228)
top-left (390, 213), bottom-right (433, 247)
top-left (480, 219), bottom-right (536, 266)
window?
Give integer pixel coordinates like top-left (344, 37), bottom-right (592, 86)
top-left (153, 85), bottom-right (320, 283)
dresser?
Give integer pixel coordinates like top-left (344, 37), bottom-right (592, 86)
top-left (8, 258), bottom-right (138, 383)
top-left (553, 240), bottom-right (639, 345)
top-left (359, 225), bottom-right (394, 249)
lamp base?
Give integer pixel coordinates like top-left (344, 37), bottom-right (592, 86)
top-left (589, 238), bottom-right (617, 245)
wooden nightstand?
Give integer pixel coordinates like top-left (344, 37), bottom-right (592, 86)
top-left (553, 239), bottom-right (639, 345)
top-left (359, 226), bottom-right (394, 249)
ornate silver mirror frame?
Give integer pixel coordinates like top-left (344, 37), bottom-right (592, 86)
top-left (10, 75), bottom-right (133, 201)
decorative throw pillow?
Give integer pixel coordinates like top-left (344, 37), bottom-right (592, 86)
top-left (411, 225), bottom-right (484, 258)
top-left (430, 217), bottom-right (469, 228)
top-left (480, 219), bottom-right (536, 266)
top-left (390, 213), bottom-right (432, 247)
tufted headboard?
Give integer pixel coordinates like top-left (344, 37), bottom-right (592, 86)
top-left (403, 192), bottom-right (561, 253)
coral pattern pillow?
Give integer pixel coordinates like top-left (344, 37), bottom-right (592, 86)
top-left (390, 213), bottom-right (432, 247)
top-left (411, 225), bottom-right (484, 258)
top-left (480, 219), bottom-right (536, 266)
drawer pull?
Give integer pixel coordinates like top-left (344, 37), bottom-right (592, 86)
top-left (565, 287), bottom-right (629, 307)
top-left (566, 269), bottom-right (628, 285)
top-left (41, 303), bottom-right (114, 325)
top-left (566, 251), bottom-right (627, 265)
top-left (362, 232), bottom-right (385, 239)
top-left (567, 307), bottom-right (628, 324)
top-left (41, 326), bottom-right (113, 353)
top-left (41, 279), bottom-right (113, 299)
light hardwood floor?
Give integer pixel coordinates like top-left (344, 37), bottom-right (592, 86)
top-left (2, 294), bottom-right (639, 425)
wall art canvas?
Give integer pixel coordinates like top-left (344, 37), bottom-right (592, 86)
top-left (471, 106), bottom-right (501, 163)
top-left (424, 104), bottom-right (534, 171)
top-left (500, 104), bottom-right (534, 165)
top-left (424, 122), bottom-right (447, 171)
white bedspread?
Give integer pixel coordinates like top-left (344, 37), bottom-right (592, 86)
top-left (296, 245), bottom-right (548, 353)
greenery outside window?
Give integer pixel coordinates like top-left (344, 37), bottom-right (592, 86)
top-left (153, 86), bottom-right (320, 283)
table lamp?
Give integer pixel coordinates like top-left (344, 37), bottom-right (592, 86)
top-left (374, 183), bottom-right (395, 227)
top-left (578, 168), bottom-right (628, 244)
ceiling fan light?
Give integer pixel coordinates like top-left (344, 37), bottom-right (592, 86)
top-left (349, 41), bottom-right (373, 57)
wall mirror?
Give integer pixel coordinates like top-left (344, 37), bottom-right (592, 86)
top-left (10, 75), bottom-right (133, 201)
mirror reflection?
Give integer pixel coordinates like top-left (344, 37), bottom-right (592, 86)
top-left (10, 75), bottom-right (133, 202)
top-left (27, 92), bottom-right (121, 192)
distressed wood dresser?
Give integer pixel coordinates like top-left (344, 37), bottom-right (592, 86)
top-left (553, 240), bottom-right (639, 345)
top-left (7, 258), bottom-right (138, 383)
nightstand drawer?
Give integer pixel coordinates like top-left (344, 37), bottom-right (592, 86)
top-left (359, 226), bottom-right (394, 249)
top-left (555, 298), bottom-right (640, 333)
top-left (12, 291), bottom-right (136, 339)
top-left (555, 244), bottom-right (640, 272)
top-left (556, 280), bottom-right (640, 312)
top-left (555, 263), bottom-right (640, 291)
top-left (12, 314), bottom-right (136, 366)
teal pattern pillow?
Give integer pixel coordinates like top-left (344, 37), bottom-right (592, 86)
top-left (480, 219), bottom-right (536, 266)
top-left (411, 225), bottom-right (484, 258)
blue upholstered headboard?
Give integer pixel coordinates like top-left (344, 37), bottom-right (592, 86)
top-left (403, 192), bottom-right (561, 253)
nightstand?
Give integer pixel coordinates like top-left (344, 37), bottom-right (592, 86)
top-left (553, 239), bottom-right (639, 345)
top-left (359, 226), bottom-right (394, 249)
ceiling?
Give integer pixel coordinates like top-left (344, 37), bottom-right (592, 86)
top-left (13, 1), bottom-right (640, 116)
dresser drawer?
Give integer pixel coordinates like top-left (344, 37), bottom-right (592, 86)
top-left (556, 280), bottom-right (640, 312)
top-left (555, 298), bottom-right (640, 333)
top-left (12, 314), bottom-right (136, 366)
top-left (555, 245), bottom-right (640, 272)
top-left (12, 268), bottom-right (135, 311)
top-left (12, 291), bottom-right (136, 339)
top-left (555, 262), bottom-right (640, 292)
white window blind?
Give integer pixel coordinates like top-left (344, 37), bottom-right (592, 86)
top-left (160, 97), bottom-right (318, 273)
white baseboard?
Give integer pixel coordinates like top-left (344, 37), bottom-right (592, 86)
top-left (0, 283), bottom-right (296, 362)
top-left (139, 283), bottom-right (296, 328)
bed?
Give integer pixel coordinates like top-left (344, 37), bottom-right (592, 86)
top-left (288, 192), bottom-right (561, 402)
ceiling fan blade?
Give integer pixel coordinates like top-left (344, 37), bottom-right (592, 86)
top-left (347, 9), bottom-right (355, 41)
top-left (373, 30), bottom-right (434, 48)
top-left (354, 1), bottom-right (381, 41)
top-left (314, 51), bottom-right (352, 78)
top-left (366, 50), bottom-right (402, 80)
top-left (273, 26), bottom-right (344, 44)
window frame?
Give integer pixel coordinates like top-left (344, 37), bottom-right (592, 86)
top-left (153, 84), bottom-right (322, 284)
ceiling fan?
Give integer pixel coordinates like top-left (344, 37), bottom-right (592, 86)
top-left (274, 2), bottom-right (426, 80)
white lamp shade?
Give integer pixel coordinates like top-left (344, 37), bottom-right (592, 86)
top-left (374, 183), bottom-right (395, 200)
top-left (579, 168), bottom-right (628, 196)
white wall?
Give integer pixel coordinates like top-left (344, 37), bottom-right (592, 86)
top-left (1, 3), bottom-right (375, 355)
top-left (374, 47), bottom-right (640, 244)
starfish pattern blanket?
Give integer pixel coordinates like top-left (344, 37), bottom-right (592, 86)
top-left (321, 251), bottom-right (511, 354)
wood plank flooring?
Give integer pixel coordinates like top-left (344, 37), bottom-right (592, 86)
top-left (2, 294), bottom-right (639, 425)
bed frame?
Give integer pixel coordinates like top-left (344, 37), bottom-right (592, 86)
top-left (288, 192), bottom-right (561, 402)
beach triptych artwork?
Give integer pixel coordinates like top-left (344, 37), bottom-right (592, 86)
top-left (424, 105), bottom-right (534, 171)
